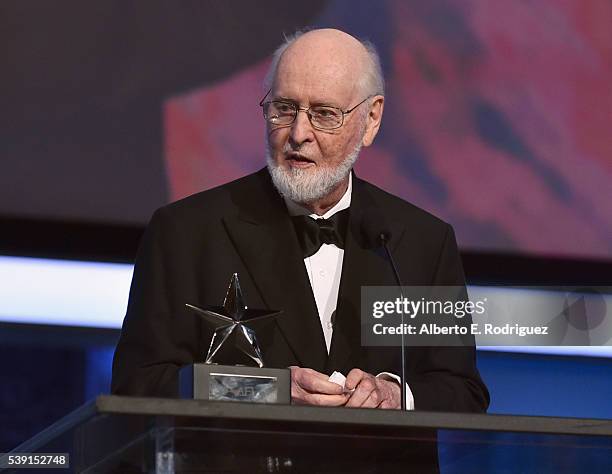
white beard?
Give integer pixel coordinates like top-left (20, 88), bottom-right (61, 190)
top-left (266, 142), bottom-right (362, 204)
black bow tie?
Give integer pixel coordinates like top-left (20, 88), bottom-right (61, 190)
top-left (292, 209), bottom-right (350, 258)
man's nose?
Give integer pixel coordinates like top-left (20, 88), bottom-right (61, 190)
top-left (289, 109), bottom-right (315, 146)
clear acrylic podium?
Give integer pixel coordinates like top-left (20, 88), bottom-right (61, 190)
top-left (6, 395), bottom-right (612, 473)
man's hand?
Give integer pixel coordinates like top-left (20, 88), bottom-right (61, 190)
top-left (344, 369), bottom-right (401, 409)
top-left (290, 367), bottom-right (349, 406)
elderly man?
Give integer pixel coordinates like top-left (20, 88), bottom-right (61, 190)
top-left (112, 28), bottom-right (489, 412)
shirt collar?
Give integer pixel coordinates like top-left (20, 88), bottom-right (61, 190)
top-left (284, 172), bottom-right (352, 219)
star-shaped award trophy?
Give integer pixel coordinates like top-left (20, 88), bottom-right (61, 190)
top-left (178, 273), bottom-right (291, 404)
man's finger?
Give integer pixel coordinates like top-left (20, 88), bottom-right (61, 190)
top-left (344, 368), bottom-right (365, 390)
top-left (302, 376), bottom-right (345, 394)
top-left (345, 376), bottom-right (377, 407)
top-left (360, 391), bottom-right (382, 409)
top-left (303, 392), bottom-right (349, 406)
top-left (345, 388), bottom-right (372, 407)
top-left (379, 399), bottom-right (400, 410)
top-left (292, 368), bottom-right (344, 394)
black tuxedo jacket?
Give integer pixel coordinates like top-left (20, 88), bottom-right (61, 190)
top-left (111, 168), bottom-right (489, 412)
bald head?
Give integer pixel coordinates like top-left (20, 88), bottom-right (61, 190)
top-left (265, 28), bottom-right (384, 99)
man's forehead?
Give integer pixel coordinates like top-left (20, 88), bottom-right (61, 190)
top-left (273, 66), bottom-right (357, 103)
top-left (272, 45), bottom-right (363, 103)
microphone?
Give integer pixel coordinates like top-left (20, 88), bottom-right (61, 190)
top-left (362, 211), bottom-right (407, 411)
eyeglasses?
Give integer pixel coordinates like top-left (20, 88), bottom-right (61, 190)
top-left (259, 89), bottom-right (371, 130)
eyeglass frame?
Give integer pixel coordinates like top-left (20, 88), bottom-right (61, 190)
top-left (258, 89), bottom-right (372, 130)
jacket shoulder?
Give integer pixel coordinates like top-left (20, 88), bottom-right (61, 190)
top-left (150, 169), bottom-right (267, 222)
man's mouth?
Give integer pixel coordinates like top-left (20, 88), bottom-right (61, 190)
top-left (286, 153), bottom-right (316, 167)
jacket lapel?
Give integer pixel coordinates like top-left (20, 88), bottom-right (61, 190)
top-left (222, 169), bottom-right (328, 372)
top-left (327, 175), bottom-right (407, 374)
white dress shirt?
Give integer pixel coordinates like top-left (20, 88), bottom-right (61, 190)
top-left (284, 174), bottom-right (414, 409)
top-left (284, 176), bottom-right (352, 352)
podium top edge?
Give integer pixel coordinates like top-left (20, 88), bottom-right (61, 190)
top-left (94, 395), bottom-right (612, 437)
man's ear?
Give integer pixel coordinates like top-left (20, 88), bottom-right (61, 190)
top-left (362, 95), bottom-right (384, 147)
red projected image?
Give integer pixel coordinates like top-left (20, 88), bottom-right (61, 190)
top-left (164, 0), bottom-right (612, 259)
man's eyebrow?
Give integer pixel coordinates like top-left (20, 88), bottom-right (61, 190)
top-left (273, 96), bottom-right (297, 103)
top-left (273, 96), bottom-right (341, 107)
top-left (310, 100), bottom-right (340, 108)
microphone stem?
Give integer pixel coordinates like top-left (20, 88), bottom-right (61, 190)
top-left (381, 234), bottom-right (407, 411)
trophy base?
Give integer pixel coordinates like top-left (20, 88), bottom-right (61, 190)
top-left (179, 364), bottom-right (290, 404)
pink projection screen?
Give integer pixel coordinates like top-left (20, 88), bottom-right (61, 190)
top-left (164, 0), bottom-right (612, 261)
